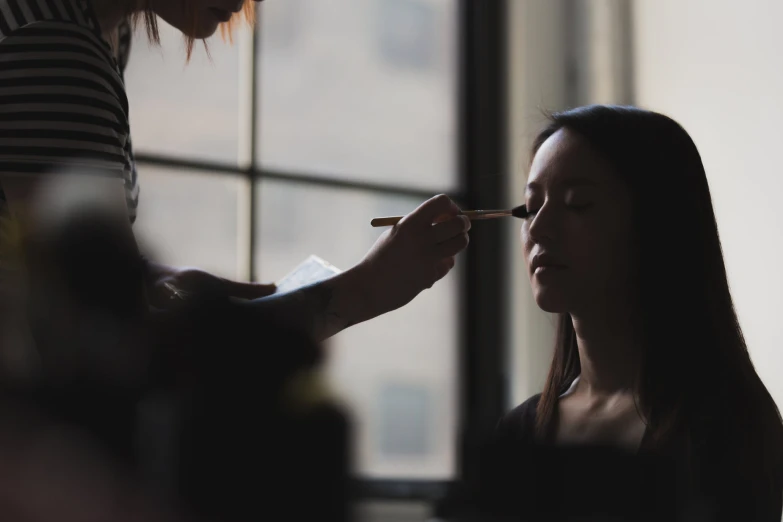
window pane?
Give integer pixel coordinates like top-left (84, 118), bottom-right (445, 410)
top-left (257, 0), bottom-right (459, 191)
top-left (125, 21), bottom-right (247, 164)
top-left (256, 180), bottom-right (459, 479)
top-left (134, 166), bottom-right (249, 280)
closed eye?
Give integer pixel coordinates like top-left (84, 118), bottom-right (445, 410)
top-left (567, 203), bottom-right (592, 212)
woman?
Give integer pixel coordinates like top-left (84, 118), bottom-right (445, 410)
top-left (0, 0), bottom-right (470, 350)
top-left (482, 106), bottom-right (783, 521)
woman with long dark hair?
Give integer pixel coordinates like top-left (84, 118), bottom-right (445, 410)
top-left (488, 105), bottom-right (783, 521)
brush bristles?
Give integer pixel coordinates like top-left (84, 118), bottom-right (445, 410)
top-left (511, 204), bottom-right (529, 219)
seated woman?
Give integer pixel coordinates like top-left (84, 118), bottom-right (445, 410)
top-left (469, 105), bottom-right (783, 521)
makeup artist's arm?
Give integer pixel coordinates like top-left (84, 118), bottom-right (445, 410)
top-left (150, 195), bottom-right (468, 340)
top-left (4, 179), bottom-right (468, 340)
top-left (243, 195), bottom-right (471, 341)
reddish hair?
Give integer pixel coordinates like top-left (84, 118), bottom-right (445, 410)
top-left (131, 1), bottom-right (256, 59)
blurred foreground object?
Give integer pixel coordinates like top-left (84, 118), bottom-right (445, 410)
top-left (0, 177), bottom-right (353, 521)
top-left (0, 404), bottom-right (181, 522)
top-left (0, 173), bottom-right (142, 387)
top-left (156, 295), bottom-right (352, 522)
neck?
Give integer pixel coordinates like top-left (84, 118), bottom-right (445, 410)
top-left (570, 307), bottom-right (641, 396)
top-left (90, 0), bottom-right (142, 34)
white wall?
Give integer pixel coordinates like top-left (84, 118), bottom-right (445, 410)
top-left (507, 0), bottom-right (635, 407)
top-left (507, 0), bottom-right (570, 406)
top-left (634, 0), bottom-right (783, 409)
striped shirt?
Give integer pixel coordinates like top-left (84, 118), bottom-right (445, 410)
top-left (0, 0), bottom-right (138, 224)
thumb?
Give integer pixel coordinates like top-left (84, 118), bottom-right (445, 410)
top-left (403, 194), bottom-right (461, 227)
top-left (220, 279), bottom-right (277, 300)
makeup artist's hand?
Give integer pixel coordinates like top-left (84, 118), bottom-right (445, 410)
top-left (355, 194), bottom-right (470, 316)
top-left (221, 195), bottom-right (469, 342)
top-left (146, 261), bottom-right (276, 309)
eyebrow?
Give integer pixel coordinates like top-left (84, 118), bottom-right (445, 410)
top-left (525, 178), bottom-right (600, 192)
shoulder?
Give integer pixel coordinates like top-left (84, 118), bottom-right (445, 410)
top-left (1, 20), bottom-right (115, 65)
top-left (494, 393), bottom-right (541, 445)
top-left (442, 394), bottom-right (542, 517)
top-left (0, 18), bottom-right (127, 119)
top-left (0, 5), bottom-right (117, 76)
top-left (0, 18), bottom-right (130, 178)
top-left (684, 406), bottom-right (783, 521)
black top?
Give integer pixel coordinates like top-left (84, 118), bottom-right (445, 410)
top-left (436, 394), bottom-right (782, 522)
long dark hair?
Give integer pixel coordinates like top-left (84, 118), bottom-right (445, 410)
top-left (532, 105), bottom-right (783, 486)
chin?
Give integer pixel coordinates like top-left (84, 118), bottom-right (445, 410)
top-left (532, 288), bottom-right (570, 314)
top-left (185, 20), bottom-right (221, 40)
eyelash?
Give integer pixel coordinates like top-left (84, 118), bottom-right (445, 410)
top-left (523, 203), bottom-right (592, 218)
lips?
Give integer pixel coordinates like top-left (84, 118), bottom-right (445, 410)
top-left (530, 253), bottom-right (567, 273)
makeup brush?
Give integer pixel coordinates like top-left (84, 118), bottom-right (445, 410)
top-left (370, 204), bottom-right (528, 227)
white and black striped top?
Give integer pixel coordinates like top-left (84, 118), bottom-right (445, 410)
top-left (0, 0), bottom-right (138, 223)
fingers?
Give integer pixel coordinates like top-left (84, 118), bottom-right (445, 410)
top-left (402, 194), bottom-right (461, 227)
top-left (221, 280), bottom-right (277, 300)
top-left (433, 256), bottom-right (456, 282)
top-left (436, 231), bottom-right (470, 258)
top-left (432, 215), bottom-right (471, 243)
top-left (432, 212), bottom-right (455, 225)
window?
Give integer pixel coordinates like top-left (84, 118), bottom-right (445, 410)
top-left (127, 0), bottom-right (461, 484)
top-left (255, 180), bottom-right (459, 478)
top-left (133, 167), bottom-right (249, 280)
top-left (256, 0), bottom-right (458, 191)
top-left (255, 1), bottom-right (460, 478)
top-left (125, 22), bottom-right (247, 165)
top-left (127, 0), bottom-right (510, 498)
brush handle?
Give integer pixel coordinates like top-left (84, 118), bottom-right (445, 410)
top-left (370, 216), bottom-right (406, 227)
top-left (371, 209), bottom-right (511, 227)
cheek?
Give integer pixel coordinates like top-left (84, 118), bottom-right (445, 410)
top-left (572, 222), bottom-right (633, 279)
top-left (153, 4), bottom-right (189, 31)
top-left (520, 223), bottom-right (533, 259)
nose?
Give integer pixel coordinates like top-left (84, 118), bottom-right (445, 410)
top-left (526, 201), bottom-right (557, 245)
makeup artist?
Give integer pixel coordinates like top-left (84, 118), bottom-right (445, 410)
top-left (0, 0), bottom-right (471, 346)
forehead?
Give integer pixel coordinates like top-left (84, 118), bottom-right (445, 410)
top-left (527, 128), bottom-right (614, 191)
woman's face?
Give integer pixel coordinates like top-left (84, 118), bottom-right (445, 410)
top-left (521, 128), bottom-right (635, 316)
top-left (155, 0), bottom-right (264, 40)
